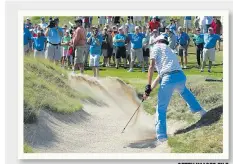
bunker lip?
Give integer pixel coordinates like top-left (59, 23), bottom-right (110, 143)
top-left (24, 74), bottom-right (186, 153)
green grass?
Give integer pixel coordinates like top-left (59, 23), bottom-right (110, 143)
top-left (24, 56), bottom-right (87, 124)
top-left (24, 143), bottom-right (33, 153)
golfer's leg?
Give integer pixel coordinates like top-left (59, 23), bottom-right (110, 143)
top-left (156, 82), bottom-right (174, 140)
top-left (177, 82), bottom-right (202, 113)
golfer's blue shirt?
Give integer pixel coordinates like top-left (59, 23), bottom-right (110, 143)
top-left (32, 36), bottom-right (47, 51)
top-left (47, 27), bottom-right (63, 44)
top-left (204, 34), bottom-right (220, 49)
top-left (89, 34), bottom-right (103, 55)
top-left (128, 33), bottom-right (145, 49)
top-left (114, 34), bottom-right (126, 47)
top-left (184, 16), bottom-right (192, 20)
top-left (177, 32), bottom-right (190, 46)
top-left (24, 27), bottom-right (31, 45)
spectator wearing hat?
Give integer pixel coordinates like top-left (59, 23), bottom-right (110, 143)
top-left (149, 29), bottom-right (159, 46)
top-left (87, 27), bottom-right (103, 78)
top-left (149, 17), bottom-right (160, 34)
top-left (31, 30), bottom-right (47, 58)
top-left (127, 26), bottom-right (146, 72)
top-left (168, 19), bottom-right (177, 36)
top-left (113, 26), bottom-right (127, 69)
top-left (39, 17), bottom-right (48, 30)
top-left (24, 25), bottom-right (32, 55)
top-left (101, 27), bottom-right (110, 67)
top-left (44, 17), bottom-right (63, 63)
top-left (201, 27), bottom-right (221, 73)
top-left (111, 26), bottom-right (118, 66)
top-left (165, 27), bottom-right (177, 51)
top-left (25, 18), bottom-right (33, 29)
top-left (184, 16), bottom-right (192, 33)
top-left (71, 19), bottom-right (86, 74)
top-left (177, 26), bottom-right (190, 69)
top-left (192, 28), bottom-right (204, 68)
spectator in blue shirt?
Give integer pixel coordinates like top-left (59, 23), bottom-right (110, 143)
top-left (45, 17), bottom-right (63, 63)
top-left (113, 26), bottom-right (127, 69)
top-left (191, 27), bottom-right (204, 68)
top-left (177, 26), bottom-right (190, 69)
top-left (87, 27), bottom-right (103, 78)
top-left (24, 26), bottom-right (32, 55)
top-left (201, 27), bottom-right (221, 73)
top-left (127, 26), bottom-right (146, 72)
top-left (84, 28), bottom-right (92, 67)
top-left (32, 31), bottom-right (47, 58)
top-left (184, 16), bottom-right (192, 33)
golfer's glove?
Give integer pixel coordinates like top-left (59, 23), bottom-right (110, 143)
top-left (145, 84), bottom-right (152, 96)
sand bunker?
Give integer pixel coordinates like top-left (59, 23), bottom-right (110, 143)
top-left (24, 74), bottom-right (186, 153)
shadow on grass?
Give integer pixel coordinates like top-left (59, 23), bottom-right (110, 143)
top-left (174, 105), bottom-right (223, 135)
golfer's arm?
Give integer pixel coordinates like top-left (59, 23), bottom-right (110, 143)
top-left (147, 59), bottom-right (155, 85)
top-left (151, 75), bottom-right (160, 89)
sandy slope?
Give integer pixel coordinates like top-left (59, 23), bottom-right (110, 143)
top-left (24, 74), bottom-right (186, 153)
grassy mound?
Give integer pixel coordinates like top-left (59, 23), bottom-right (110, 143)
top-left (24, 56), bottom-right (86, 124)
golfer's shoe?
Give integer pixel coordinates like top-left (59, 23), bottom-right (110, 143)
top-left (198, 109), bottom-right (207, 117)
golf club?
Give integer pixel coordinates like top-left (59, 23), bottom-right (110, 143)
top-left (121, 99), bottom-right (144, 133)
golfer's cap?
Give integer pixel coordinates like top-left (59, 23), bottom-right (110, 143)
top-left (178, 26), bottom-right (183, 30)
top-left (26, 17), bottom-right (30, 20)
top-left (154, 35), bottom-right (168, 43)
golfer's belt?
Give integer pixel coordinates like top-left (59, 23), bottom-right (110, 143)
top-left (161, 70), bottom-right (182, 78)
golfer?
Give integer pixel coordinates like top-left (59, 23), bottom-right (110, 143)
top-left (143, 35), bottom-right (207, 143)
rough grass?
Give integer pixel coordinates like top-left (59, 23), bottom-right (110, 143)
top-left (24, 143), bottom-right (33, 153)
top-left (24, 56), bottom-right (86, 124)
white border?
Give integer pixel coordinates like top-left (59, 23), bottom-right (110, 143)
top-left (18, 10), bottom-right (229, 160)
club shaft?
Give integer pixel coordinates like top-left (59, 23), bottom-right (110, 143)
top-left (121, 99), bottom-right (144, 133)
